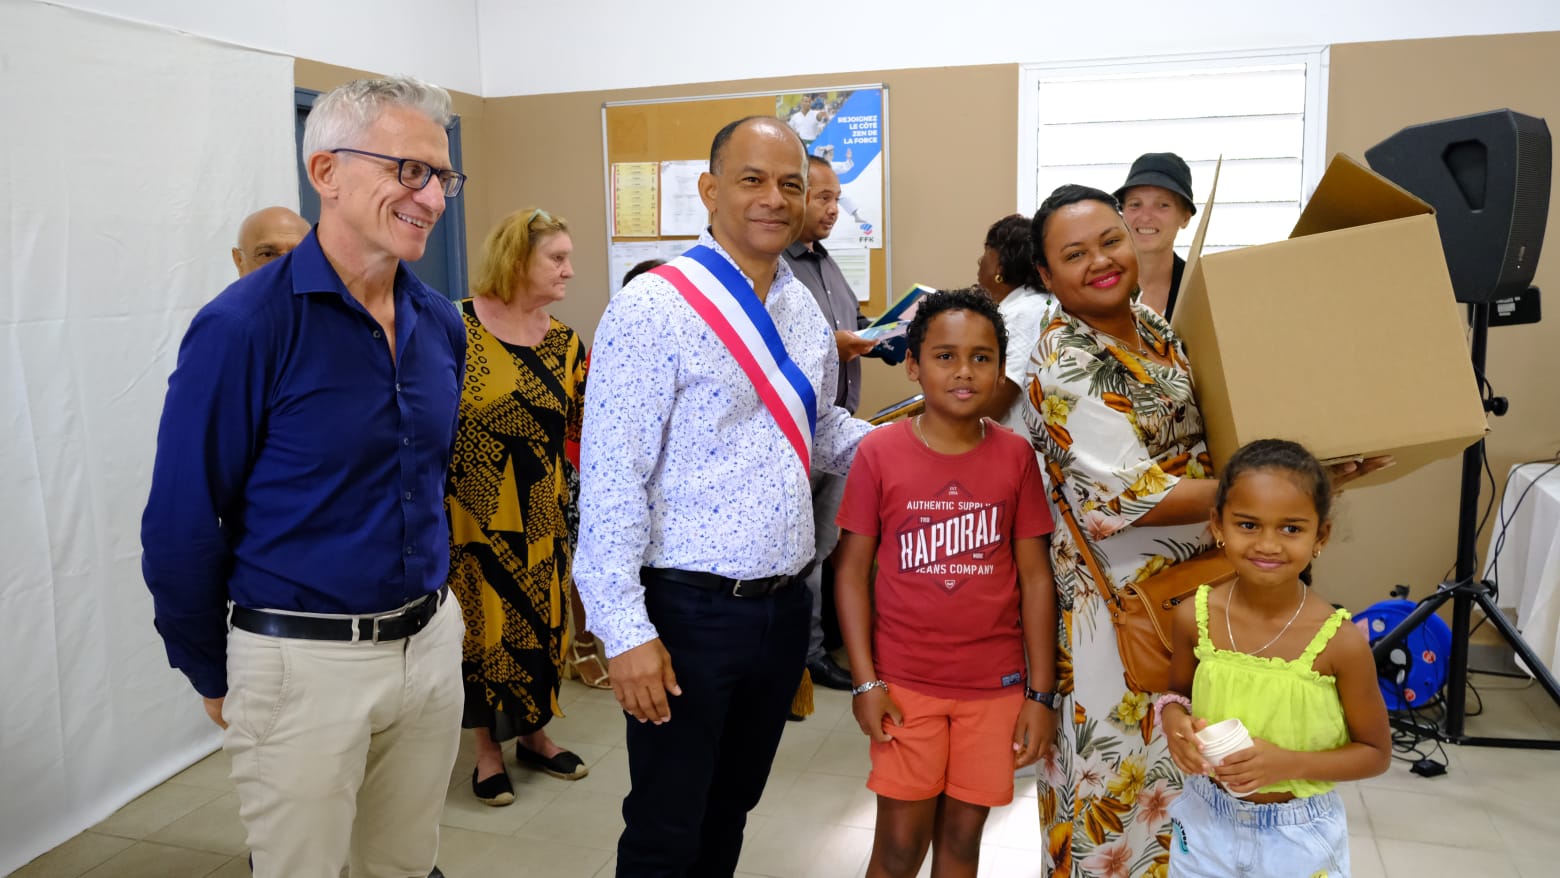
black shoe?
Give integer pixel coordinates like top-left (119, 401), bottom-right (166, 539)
top-left (429, 869), bottom-right (445, 878)
top-left (806, 655), bottom-right (854, 691)
top-left (786, 711), bottom-right (806, 722)
top-left (513, 743), bottom-right (589, 780)
top-left (472, 766), bottom-right (515, 806)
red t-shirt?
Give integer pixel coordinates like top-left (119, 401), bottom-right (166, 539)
top-left (837, 419), bottom-right (1053, 699)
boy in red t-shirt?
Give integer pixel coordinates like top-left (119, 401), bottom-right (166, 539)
top-left (835, 288), bottom-right (1058, 878)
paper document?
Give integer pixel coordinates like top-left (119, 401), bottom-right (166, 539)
top-left (659, 160), bottom-right (707, 237)
top-left (609, 241), bottom-right (667, 296)
top-left (611, 162), bottom-right (659, 237)
top-left (830, 246), bottom-right (871, 301)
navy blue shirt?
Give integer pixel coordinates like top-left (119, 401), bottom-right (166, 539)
top-left (141, 231), bottom-right (466, 697)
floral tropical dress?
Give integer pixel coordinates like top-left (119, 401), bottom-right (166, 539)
top-left (1022, 302), bottom-right (1215, 878)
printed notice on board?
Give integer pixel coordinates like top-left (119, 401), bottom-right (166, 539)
top-left (608, 240), bottom-right (702, 297)
top-left (830, 246), bottom-right (871, 301)
top-left (609, 241), bottom-right (664, 296)
top-left (660, 160), bottom-right (708, 237)
top-left (611, 162), bottom-right (659, 237)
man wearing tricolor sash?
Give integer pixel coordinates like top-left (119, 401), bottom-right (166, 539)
top-left (576, 116), bottom-right (874, 876)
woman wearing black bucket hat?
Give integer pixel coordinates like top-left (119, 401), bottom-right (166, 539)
top-left (1114, 152), bottom-right (1195, 319)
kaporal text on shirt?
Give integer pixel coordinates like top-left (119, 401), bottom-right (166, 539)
top-left (898, 504), bottom-right (1003, 571)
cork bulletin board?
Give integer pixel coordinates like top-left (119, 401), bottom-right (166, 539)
top-left (601, 85), bottom-right (891, 311)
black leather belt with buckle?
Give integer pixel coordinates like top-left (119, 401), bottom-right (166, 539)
top-left (641, 567), bottom-right (794, 598)
top-left (230, 585), bottom-right (448, 643)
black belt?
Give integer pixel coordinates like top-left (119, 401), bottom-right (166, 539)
top-left (231, 586), bottom-right (448, 643)
top-left (641, 567), bottom-right (793, 599)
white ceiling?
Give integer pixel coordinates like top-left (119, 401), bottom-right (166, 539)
top-left (477, 0), bottom-right (1560, 96)
top-left (30, 0), bottom-right (1560, 98)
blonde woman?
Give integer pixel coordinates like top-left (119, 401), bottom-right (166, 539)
top-left (447, 208), bottom-right (591, 805)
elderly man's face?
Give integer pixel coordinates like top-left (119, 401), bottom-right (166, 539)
top-left (232, 207), bottom-right (310, 276)
top-left (324, 105), bottom-right (450, 264)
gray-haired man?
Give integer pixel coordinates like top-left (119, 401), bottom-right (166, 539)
top-left (142, 77), bottom-right (468, 877)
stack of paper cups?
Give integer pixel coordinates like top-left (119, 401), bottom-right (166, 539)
top-left (1196, 717), bottom-right (1255, 797)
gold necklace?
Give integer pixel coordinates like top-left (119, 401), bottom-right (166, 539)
top-left (1091, 318), bottom-right (1149, 356)
top-left (913, 414), bottom-right (984, 452)
top-left (1226, 580), bottom-right (1308, 656)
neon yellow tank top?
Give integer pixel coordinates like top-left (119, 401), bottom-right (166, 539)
top-left (1191, 584), bottom-right (1351, 798)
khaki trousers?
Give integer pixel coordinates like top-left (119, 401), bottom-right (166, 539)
top-left (223, 596), bottom-right (464, 878)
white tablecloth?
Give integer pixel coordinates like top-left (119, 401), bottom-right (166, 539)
top-left (1486, 461), bottom-right (1560, 675)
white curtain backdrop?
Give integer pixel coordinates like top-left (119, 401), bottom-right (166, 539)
top-left (0, 2), bottom-right (296, 871)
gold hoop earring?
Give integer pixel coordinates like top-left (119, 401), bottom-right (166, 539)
top-left (1215, 538), bottom-right (1225, 549)
top-left (1312, 549), bottom-right (1322, 559)
top-left (994, 273), bottom-right (1004, 284)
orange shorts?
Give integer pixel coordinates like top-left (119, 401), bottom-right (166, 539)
top-left (866, 682), bottom-right (1024, 807)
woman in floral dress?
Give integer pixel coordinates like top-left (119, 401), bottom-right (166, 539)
top-left (1021, 184), bottom-right (1391, 876)
top-left (1022, 184), bottom-right (1212, 878)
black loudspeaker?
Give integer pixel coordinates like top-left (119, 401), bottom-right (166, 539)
top-left (1365, 109), bottom-right (1552, 304)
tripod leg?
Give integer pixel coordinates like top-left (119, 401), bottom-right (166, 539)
top-left (1473, 591), bottom-right (1560, 711)
top-left (1446, 590), bottom-right (1472, 738)
top-left (1371, 588), bottom-right (1454, 660)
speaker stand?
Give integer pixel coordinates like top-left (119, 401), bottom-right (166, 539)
top-left (1370, 302), bottom-right (1560, 749)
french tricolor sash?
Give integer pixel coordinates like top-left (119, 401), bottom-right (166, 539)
top-left (652, 245), bottom-right (818, 471)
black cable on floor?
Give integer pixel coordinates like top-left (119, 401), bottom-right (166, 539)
top-left (1387, 676), bottom-right (1449, 774)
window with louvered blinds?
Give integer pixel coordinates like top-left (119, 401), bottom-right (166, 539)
top-left (1018, 51), bottom-right (1329, 256)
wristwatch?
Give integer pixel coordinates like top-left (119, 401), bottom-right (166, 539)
top-left (1024, 686), bottom-right (1059, 708)
top-left (851, 680), bottom-right (888, 697)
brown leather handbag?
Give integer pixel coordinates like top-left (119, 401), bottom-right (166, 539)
top-left (1044, 459), bottom-right (1235, 694)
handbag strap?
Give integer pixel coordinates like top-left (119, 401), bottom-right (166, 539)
top-left (1042, 457), bottom-right (1121, 606)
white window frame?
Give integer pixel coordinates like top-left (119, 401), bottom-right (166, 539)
top-left (1016, 48), bottom-right (1331, 219)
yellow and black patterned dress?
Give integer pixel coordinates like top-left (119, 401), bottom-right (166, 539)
top-left (447, 299), bottom-right (588, 739)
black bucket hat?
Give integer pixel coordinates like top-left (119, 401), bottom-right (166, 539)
top-left (1113, 152), bottom-right (1196, 215)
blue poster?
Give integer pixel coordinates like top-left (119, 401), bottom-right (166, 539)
top-left (777, 88), bottom-right (884, 248)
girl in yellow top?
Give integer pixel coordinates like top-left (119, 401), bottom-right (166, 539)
top-left (1157, 439), bottom-right (1391, 877)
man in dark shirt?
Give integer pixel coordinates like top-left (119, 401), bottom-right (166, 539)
top-left (782, 155), bottom-right (883, 692)
top-left (141, 76), bottom-right (468, 878)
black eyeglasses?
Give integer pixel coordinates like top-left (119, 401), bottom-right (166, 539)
top-left (330, 148), bottom-right (467, 198)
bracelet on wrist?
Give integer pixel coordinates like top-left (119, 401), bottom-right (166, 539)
top-left (1152, 692), bottom-right (1192, 728)
top-left (850, 680), bottom-right (888, 697)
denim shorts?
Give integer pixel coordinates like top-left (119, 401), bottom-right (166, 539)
top-left (1168, 774), bottom-right (1350, 877)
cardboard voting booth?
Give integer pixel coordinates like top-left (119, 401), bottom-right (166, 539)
top-left (1172, 154), bottom-right (1488, 487)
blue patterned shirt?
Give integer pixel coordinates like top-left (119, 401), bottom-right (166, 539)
top-left (575, 232), bottom-right (873, 657)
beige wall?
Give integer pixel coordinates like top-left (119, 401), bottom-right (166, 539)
top-left (296, 38), bottom-right (1560, 617)
top-left (480, 65), bottom-right (1020, 417)
top-left (1317, 31), bottom-right (1560, 612)
top-left (291, 61), bottom-right (1018, 414)
top-left (294, 59), bottom-right (491, 278)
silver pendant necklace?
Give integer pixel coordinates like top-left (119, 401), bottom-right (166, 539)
top-left (1226, 579), bottom-right (1307, 656)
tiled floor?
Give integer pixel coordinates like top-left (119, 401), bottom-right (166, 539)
top-left (13, 672), bottom-right (1560, 877)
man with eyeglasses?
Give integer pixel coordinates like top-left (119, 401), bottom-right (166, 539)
top-left (142, 76), bottom-right (468, 878)
top-left (230, 206), bottom-right (311, 277)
